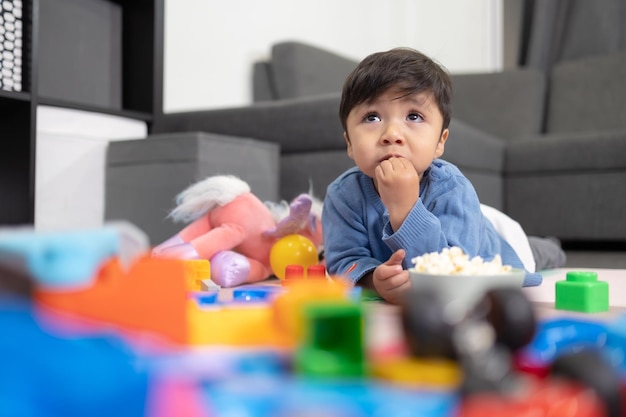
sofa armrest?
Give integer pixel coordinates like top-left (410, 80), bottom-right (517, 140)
top-left (444, 119), bottom-right (506, 210)
top-left (153, 93), bottom-right (345, 154)
top-left (445, 119), bottom-right (505, 173)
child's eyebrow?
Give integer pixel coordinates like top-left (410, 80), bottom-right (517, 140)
top-left (403, 93), bottom-right (435, 110)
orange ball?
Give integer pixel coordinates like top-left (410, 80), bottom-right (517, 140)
top-left (270, 234), bottom-right (318, 279)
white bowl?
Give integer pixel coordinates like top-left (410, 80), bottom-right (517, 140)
top-left (408, 268), bottom-right (525, 319)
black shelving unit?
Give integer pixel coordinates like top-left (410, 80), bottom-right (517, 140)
top-left (0, 0), bottom-right (163, 225)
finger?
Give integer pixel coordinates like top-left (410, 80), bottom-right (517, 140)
top-left (392, 157), bottom-right (406, 168)
top-left (375, 164), bottom-right (384, 179)
top-left (387, 249), bottom-right (406, 266)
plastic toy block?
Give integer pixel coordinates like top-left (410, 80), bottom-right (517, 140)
top-left (35, 256), bottom-right (190, 345)
top-left (285, 264), bottom-right (304, 279)
top-left (555, 271), bottom-right (609, 313)
top-left (188, 281), bottom-right (348, 348)
top-left (294, 301), bottom-right (366, 377)
top-left (145, 377), bottom-right (206, 417)
top-left (282, 264), bottom-right (304, 286)
top-left (200, 279), bottom-right (220, 291)
top-left (186, 301), bottom-right (293, 348)
top-left (0, 298), bottom-right (150, 417)
top-left (459, 377), bottom-right (605, 417)
top-left (0, 228), bottom-right (119, 289)
top-left (203, 375), bottom-right (459, 417)
top-left (307, 264), bottom-right (327, 279)
top-left (233, 286), bottom-right (281, 302)
top-left (272, 279), bottom-right (350, 341)
top-left (190, 291), bottom-right (218, 306)
top-left (282, 264), bottom-right (327, 284)
top-left (371, 357), bottom-right (462, 389)
top-left (183, 260), bottom-right (211, 291)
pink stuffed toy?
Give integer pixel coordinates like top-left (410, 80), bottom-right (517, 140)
top-left (151, 175), bottom-right (322, 287)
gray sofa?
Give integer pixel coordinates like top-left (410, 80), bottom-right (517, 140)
top-left (452, 52), bottom-right (626, 241)
top-left (109, 41), bottom-right (626, 248)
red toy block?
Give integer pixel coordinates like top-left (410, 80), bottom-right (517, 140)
top-left (459, 378), bottom-right (604, 417)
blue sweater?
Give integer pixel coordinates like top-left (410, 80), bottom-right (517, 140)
top-left (322, 160), bottom-right (542, 287)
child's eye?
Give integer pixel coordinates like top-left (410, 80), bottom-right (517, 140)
top-left (407, 112), bottom-right (424, 122)
top-left (364, 113), bottom-right (381, 123)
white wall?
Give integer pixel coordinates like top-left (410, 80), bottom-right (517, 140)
top-left (164, 0), bottom-right (503, 113)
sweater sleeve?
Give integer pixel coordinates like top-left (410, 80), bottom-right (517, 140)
top-left (322, 179), bottom-right (381, 285)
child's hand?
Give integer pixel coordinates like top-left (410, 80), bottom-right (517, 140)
top-left (372, 249), bottom-right (411, 304)
top-left (375, 157), bottom-right (419, 231)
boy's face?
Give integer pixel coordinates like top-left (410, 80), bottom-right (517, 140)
top-left (343, 89), bottom-right (449, 183)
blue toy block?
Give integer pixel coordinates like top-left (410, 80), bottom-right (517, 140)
top-left (0, 228), bottom-right (119, 288)
top-left (201, 375), bottom-right (459, 417)
top-left (519, 318), bottom-right (609, 366)
top-left (0, 297), bottom-right (149, 417)
top-left (519, 315), bottom-right (626, 377)
top-left (191, 291), bottom-right (219, 306)
top-left (233, 286), bottom-right (282, 302)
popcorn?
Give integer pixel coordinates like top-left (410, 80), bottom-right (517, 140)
top-left (409, 246), bottom-right (512, 275)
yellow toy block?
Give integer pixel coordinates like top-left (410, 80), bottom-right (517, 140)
top-left (186, 300), bottom-right (293, 348)
top-left (272, 278), bottom-right (351, 341)
top-left (183, 260), bottom-right (211, 291)
top-left (371, 357), bottom-right (462, 389)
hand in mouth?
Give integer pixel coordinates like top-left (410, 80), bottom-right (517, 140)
top-left (379, 154), bottom-right (403, 163)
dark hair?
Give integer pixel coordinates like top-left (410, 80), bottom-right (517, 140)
top-left (339, 48), bottom-right (452, 133)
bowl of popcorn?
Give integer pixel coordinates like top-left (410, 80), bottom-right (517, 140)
top-left (408, 247), bottom-right (525, 318)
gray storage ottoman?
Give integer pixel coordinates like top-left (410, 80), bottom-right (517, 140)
top-left (105, 132), bottom-right (280, 244)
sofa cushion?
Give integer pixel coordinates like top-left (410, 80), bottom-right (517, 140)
top-left (444, 119), bottom-right (505, 173)
top-left (506, 129), bottom-right (626, 174)
top-left (270, 41), bottom-right (357, 100)
top-left (451, 68), bottom-right (546, 140)
top-left (546, 52), bottom-right (626, 134)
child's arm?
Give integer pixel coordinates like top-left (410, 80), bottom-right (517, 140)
top-left (322, 184), bottom-right (381, 284)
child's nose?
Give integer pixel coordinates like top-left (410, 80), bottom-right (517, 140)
top-left (380, 122), bottom-right (405, 145)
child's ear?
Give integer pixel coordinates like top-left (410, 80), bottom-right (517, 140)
top-left (435, 129), bottom-right (449, 158)
top-left (344, 132), bottom-right (354, 159)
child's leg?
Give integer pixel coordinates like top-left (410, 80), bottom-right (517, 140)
top-left (481, 204), bottom-right (566, 271)
top-left (528, 236), bottom-right (567, 270)
top-left (480, 204), bottom-right (536, 272)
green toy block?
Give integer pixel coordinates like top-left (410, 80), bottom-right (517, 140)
top-left (555, 271), bottom-right (609, 313)
top-left (293, 301), bottom-right (366, 378)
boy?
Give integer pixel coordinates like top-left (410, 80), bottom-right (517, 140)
top-left (322, 48), bottom-right (543, 304)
